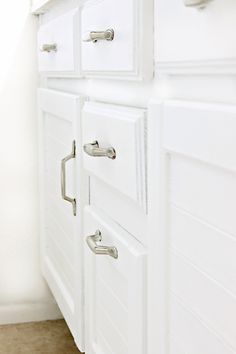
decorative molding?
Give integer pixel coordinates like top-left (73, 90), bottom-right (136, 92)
top-left (81, 0), bottom-right (153, 81)
top-left (156, 58), bottom-right (236, 75)
top-left (31, 0), bottom-right (63, 14)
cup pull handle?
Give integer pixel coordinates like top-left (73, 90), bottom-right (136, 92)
top-left (61, 140), bottom-right (76, 216)
top-left (86, 230), bottom-right (118, 259)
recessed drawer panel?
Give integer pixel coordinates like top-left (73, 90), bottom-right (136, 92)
top-left (37, 9), bottom-right (80, 75)
top-left (81, 0), bottom-right (153, 80)
top-left (82, 102), bottom-right (147, 210)
top-left (84, 206), bottom-right (147, 354)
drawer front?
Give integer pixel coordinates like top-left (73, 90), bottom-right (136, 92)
top-left (156, 0), bottom-right (236, 74)
top-left (38, 9), bottom-right (80, 74)
top-left (82, 102), bottom-right (147, 210)
top-left (81, 0), bottom-right (153, 80)
top-left (84, 206), bottom-right (147, 354)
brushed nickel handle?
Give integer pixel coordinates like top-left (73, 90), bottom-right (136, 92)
top-left (61, 140), bottom-right (76, 216)
top-left (83, 29), bottom-right (114, 43)
top-left (83, 141), bottom-right (116, 160)
top-left (41, 43), bottom-right (57, 52)
top-left (86, 230), bottom-right (118, 259)
top-left (183, 0), bottom-right (212, 8)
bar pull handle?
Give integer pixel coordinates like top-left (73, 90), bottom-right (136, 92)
top-left (83, 29), bottom-right (114, 43)
top-left (61, 140), bottom-right (76, 216)
top-left (86, 230), bottom-right (118, 259)
top-left (41, 43), bottom-right (57, 52)
top-left (83, 141), bottom-right (116, 160)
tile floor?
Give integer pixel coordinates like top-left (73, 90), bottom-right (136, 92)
top-left (0, 319), bottom-right (82, 354)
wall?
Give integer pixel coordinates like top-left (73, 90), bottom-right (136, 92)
top-left (0, 0), bottom-right (61, 324)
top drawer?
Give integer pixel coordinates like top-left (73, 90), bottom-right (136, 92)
top-left (156, 0), bottom-right (236, 74)
top-left (37, 9), bottom-right (80, 76)
top-left (81, 0), bottom-right (153, 80)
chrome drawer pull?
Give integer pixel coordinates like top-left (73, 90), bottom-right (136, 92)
top-left (86, 230), bottom-right (118, 259)
top-left (83, 29), bottom-right (114, 43)
top-left (83, 141), bottom-right (116, 160)
top-left (41, 43), bottom-right (57, 52)
top-left (61, 140), bottom-right (76, 216)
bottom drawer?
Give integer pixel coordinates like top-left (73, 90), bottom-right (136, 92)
top-left (84, 206), bottom-right (147, 354)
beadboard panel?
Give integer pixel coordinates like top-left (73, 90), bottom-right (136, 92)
top-left (149, 100), bottom-right (236, 354)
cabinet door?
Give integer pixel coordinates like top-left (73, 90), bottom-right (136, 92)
top-left (148, 100), bottom-right (236, 354)
top-left (38, 89), bottom-right (85, 351)
top-left (84, 206), bottom-right (147, 354)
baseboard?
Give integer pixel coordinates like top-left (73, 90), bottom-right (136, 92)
top-left (0, 301), bottom-right (62, 325)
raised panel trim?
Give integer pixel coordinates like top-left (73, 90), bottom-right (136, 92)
top-left (38, 88), bottom-right (81, 122)
top-left (32, 0), bottom-right (64, 15)
top-left (81, 0), bottom-right (153, 81)
top-left (82, 101), bottom-right (147, 211)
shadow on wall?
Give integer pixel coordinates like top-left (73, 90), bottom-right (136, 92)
top-left (0, 1), bottom-right (61, 323)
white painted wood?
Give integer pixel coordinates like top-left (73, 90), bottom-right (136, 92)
top-left (163, 101), bottom-right (236, 172)
top-left (147, 100), bottom-right (169, 354)
top-left (37, 9), bottom-right (81, 76)
top-left (90, 177), bottom-right (148, 244)
top-left (38, 88), bottom-right (86, 351)
top-left (149, 100), bottom-right (236, 354)
top-left (156, 0), bottom-right (236, 74)
top-left (31, 0), bottom-right (61, 14)
top-left (84, 206), bottom-right (147, 354)
top-left (170, 296), bottom-right (235, 354)
top-left (82, 101), bottom-right (147, 210)
top-left (81, 0), bottom-right (153, 80)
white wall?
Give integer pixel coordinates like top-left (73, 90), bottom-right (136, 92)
top-left (0, 0), bottom-right (61, 324)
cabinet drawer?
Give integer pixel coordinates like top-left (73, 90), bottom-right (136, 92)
top-left (82, 102), bottom-right (147, 210)
top-left (81, 0), bottom-right (153, 80)
top-left (84, 206), bottom-right (147, 354)
top-left (37, 9), bottom-right (80, 75)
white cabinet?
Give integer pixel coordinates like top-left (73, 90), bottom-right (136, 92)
top-left (37, 9), bottom-right (81, 76)
top-left (81, 0), bottom-right (153, 80)
top-left (156, 0), bottom-right (236, 74)
top-left (82, 101), bottom-right (147, 211)
top-left (149, 100), bottom-right (236, 354)
top-left (38, 89), bottom-right (85, 351)
top-left (84, 206), bottom-right (147, 354)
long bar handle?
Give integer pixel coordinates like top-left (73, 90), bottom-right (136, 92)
top-left (83, 141), bottom-right (116, 160)
top-left (86, 230), bottom-right (118, 259)
top-left (61, 140), bottom-right (76, 216)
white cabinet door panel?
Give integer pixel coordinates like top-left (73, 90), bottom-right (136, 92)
top-left (84, 206), bottom-right (147, 354)
top-left (148, 100), bottom-right (236, 354)
top-left (82, 102), bottom-right (147, 211)
top-left (38, 89), bottom-right (85, 351)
